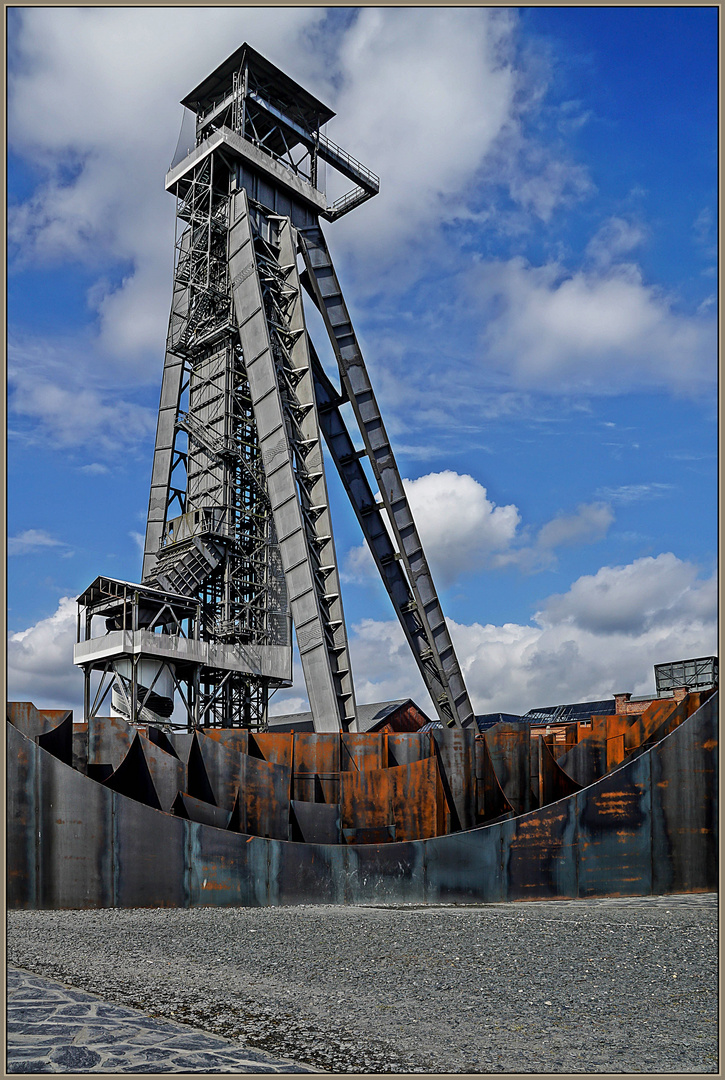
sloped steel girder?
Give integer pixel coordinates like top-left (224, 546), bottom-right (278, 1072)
top-left (227, 189), bottom-right (356, 732)
top-left (308, 343), bottom-right (464, 719)
top-left (298, 226), bottom-right (474, 730)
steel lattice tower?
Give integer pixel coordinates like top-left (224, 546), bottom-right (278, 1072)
top-left (75, 44), bottom-right (474, 733)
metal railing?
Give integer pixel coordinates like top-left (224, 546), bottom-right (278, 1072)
top-left (317, 132), bottom-right (379, 190)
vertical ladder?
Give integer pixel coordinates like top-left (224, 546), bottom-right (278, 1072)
top-left (228, 189), bottom-right (356, 732)
top-left (299, 226), bottom-right (474, 729)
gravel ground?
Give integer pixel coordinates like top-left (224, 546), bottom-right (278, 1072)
top-left (7, 894), bottom-right (718, 1074)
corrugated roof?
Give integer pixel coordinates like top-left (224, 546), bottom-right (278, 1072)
top-left (475, 712), bottom-right (523, 732)
top-left (419, 720), bottom-right (443, 733)
top-left (522, 699), bottom-right (615, 723)
top-left (267, 699), bottom-right (417, 733)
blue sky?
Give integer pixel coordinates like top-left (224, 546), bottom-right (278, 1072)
top-left (7, 7), bottom-right (718, 718)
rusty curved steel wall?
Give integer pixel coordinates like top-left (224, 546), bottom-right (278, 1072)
top-left (6, 693), bottom-right (718, 909)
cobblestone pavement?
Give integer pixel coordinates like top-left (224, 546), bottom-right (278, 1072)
top-left (7, 966), bottom-right (320, 1074)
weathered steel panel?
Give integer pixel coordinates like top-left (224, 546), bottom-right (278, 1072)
top-left (36, 712), bottom-right (74, 767)
top-left (88, 714), bottom-right (135, 770)
top-left (293, 733), bottom-right (340, 802)
top-left (166, 730), bottom-right (195, 764)
top-left (6, 721), bottom-right (38, 908)
top-left (7, 702), bottom-right (70, 742)
top-left (136, 732), bottom-right (186, 812)
top-left (389, 755), bottom-right (441, 841)
top-left (231, 756), bottom-right (291, 840)
top-left (474, 735), bottom-right (514, 822)
top-left (637, 698), bottom-right (689, 755)
top-left (7, 694), bottom-right (718, 910)
top-left (113, 792), bottom-right (189, 908)
top-left (539, 737), bottom-right (581, 806)
top-left (341, 732), bottom-right (384, 772)
top-left (146, 725), bottom-right (181, 757)
top-left (576, 751), bottom-right (652, 898)
top-left (386, 731), bottom-right (433, 767)
top-left (202, 729), bottom-right (249, 756)
top-left (173, 791), bottom-right (232, 829)
top-left (290, 799), bottom-right (341, 844)
top-left (7, 701), bottom-right (42, 734)
top-left (340, 764), bottom-right (391, 833)
top-left (103, 734), bottom-right (162, 810)
top-left (627, 699), bottom-right (678, 750)
top-left (344, 840), bottom-right (425, 905)
top-left (557, 722), bottom-right (607, 788)
top-left (505, 798), bottom-right (578, 901)
top-left (484, 722), bottom-right (533, 815)
top-left (72, 724), bottom-right (88, 773)
top-left (187, 821), bottom-right (263, 906)
top-left (431, 728), bottom-right (477, 830)
top-left (252, 731), bottom-right (294, 768)
top-left (275, 838), bottom-right (349, 904)
top-left (36, 740), bottom-right (114, 909)
top-left (651, 693), bottom-right (718, 894)
top-left (425, 823), bottom-right (507, 904)
top-left (606, 733), bottom-right (626, 772)
top-left (192, 730), bottom-right (241, 811)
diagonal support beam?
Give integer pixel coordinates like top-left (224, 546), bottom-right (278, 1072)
top-left (228, 189), bottom-right (356, 732)
top-left (309, 344), bottom-right (464, 709)
top-left (299, 226), bottom-right (474, 729)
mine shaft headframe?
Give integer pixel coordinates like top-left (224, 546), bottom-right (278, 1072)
top-left (180, 42), bottom-right (380, 222)
top-left (155, 43), bottom-right (475, 730)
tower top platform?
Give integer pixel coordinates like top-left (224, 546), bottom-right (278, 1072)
top-left (181, 42), bottom-right (335, 133)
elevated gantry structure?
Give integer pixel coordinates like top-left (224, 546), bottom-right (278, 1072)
top-left (74, 44), bottom-right (474, 733)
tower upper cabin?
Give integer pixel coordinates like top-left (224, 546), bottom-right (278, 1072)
top-left (166, 42), bottom-right (379, 224)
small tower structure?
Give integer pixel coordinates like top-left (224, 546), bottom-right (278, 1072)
top-left (75, 44), bottom-right (474, 733)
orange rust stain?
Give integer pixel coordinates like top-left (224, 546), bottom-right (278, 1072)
top-left (702, 739), bottom-right (717, 750)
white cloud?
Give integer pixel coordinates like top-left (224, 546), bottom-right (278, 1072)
top-left (8, 334), bottom-right (157, 454)
top-left (403, 471), bottom-right (520, 586)
top-left (535, 501), bottom-right (613, 550)
top-left (8, 530), bottom-right (64, 556)
top-left (329, 9), bottom-right (518, 256)
top-left (345, 473), bottom-right (613, 583)
top-left (9, 553), bottom-right (715, 721)
top-left (8, 597), bottom-right (84, 712)
top-left (79, 463), bottom-right (109, 475)
top-left (473, 254), bottom-right (716, 395)
top-left (344, 471), bottom-right (520, 587)
top-left (8, 7), bottom-right (326, 366)
top-left (585, 216), bottom-right (646, 267)
top-left (502, 146), bottom-right (592, 224)
top-left (540, 552), bottom-right (716, 637)
top-left (129, 531), bottom-right (146, 557)
top-left (269, 696), bottom-right (308, 718)
top-left (596, 483), bottom-right (673, 503)
top-left (348, 553), bottom-right (717, 716)
top-left (8, 7), bottom-right (591, 352)
top-left (349, 618), bottom-right (430, 707)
